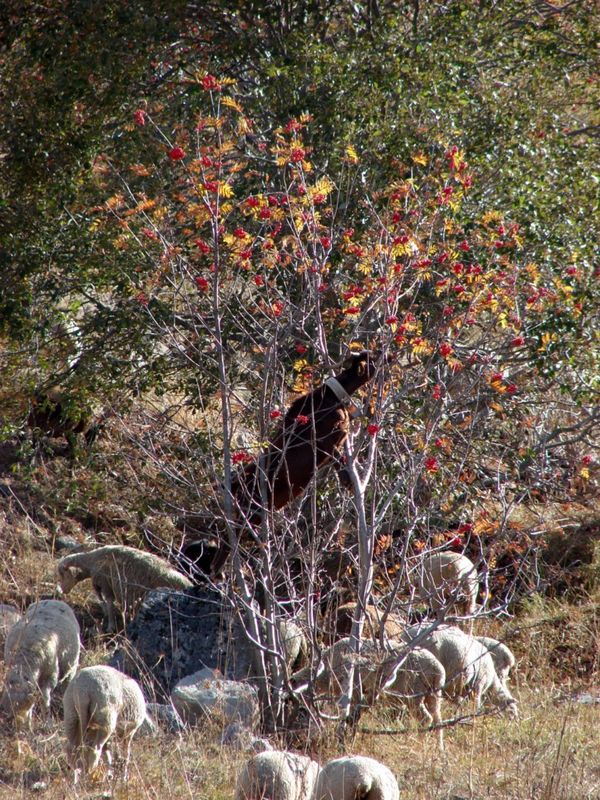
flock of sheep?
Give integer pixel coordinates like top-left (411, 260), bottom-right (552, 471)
top-left (0, 542), bottom-right (519, 796)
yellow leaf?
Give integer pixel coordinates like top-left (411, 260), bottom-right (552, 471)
top-left (538, 332), bottom-right (557, 352)
top-left (525, 262), bottom-right (540, 282)
top-left (309, 177), bottom-right (335, 199)
top-left (412, 152), bottom-right (428, 166)
top-left (106, 193), bottom-right (125, 211)
top-left (236, 117), bottom-right (251, 136)
top-left (412, 341), bottom-right (433, 357)
top-left (392, 242), bottom-right (412, 258)
top-left (580, 467), bottom-right (590, 480)
top-left (221, 96), bottom-right (243, 112)
top-left (481, 210), bottom-right (503, 226)
top-left (345, 144), bottom-right (359, 164)
top-left (473, 516), bottom-right (497, 536)
top-left (219, 183), bottom-right (234, 198)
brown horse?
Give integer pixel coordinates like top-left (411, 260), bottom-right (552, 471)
top-left (211, 350), bottom-right (383, 574)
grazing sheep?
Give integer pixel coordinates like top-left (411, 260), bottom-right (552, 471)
top-left (403, 624), bottom-right (518, 716)
top-left (291, 637), bottom-right (406, 700)
top-left (313, 755), bottom-right (399, 800)
top-left (57, 544), bottom-right (193, 631)
top-left (475, 635), bottom-right (516, 687)
top-left (63, 664), bottom-right (146, 783)
top-left (364, 644), bottom-right (446, 751)
top-left (27, 386), bottom-right (103, 450)
top-left (0, 604), bottom-right (21, 657)
top-left (290, 638), bottom-right (445, 748)
top-left (416, 552), bottom-right (478, 619)
top-left (1, 599), bottom-right (80, 734)
top-left (279, 619), bottom-right (308, 672)
top-left (211, 351), bottom-right (383, 574)
top-left (330, 601), bottom-right (405, 643)
top-left (290, 637), bottom-right (376, 699)
top-left (235, 750), bottom-right (320, 800)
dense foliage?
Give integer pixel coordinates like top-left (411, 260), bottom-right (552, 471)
top-left (0, 2), bottom-right (598, 718)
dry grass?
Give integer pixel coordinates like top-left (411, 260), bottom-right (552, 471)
top-left (1, 585), bottom-right (600, 798)
top-left (2, 432), bottom-right (600, 799)
top-left (0, 679), bottom-right (599, 799)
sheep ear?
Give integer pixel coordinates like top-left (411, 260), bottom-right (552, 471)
top-left (58, 563), bottom-right (78, 588)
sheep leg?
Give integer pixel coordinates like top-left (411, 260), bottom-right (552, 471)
top-left (94, 579), bottom-right (120, 633)
top-left (104, 600), bottom-right (120, 634)
top-left (16, 704), bottom-right (35, 736)
top-left (103, 742), bottom-right (114, 780)
top-left (424, 693), bottom-right (444, 752)
top-left (83, 712), bottom-right (116, 778)
top-left (65, 715), bottom-right (84, 778)
top-left (120, 732), bottom-right (136, 782)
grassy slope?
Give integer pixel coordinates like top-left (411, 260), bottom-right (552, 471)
top-left (1, 426), bottom-right (599, 799)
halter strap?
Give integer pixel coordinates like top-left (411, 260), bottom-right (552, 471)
top-left (324, 377), bottom-right (360, 417)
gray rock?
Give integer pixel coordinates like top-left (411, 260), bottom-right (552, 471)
top-left (221, 721), bottom-right (254, 749)
top-left (137, 714), bottom-right (158, 737)
top-left (53, 535), bottom-right (92, 554)
top-left (171, 668), bottom-right (259, 728)
top-left (221, 722), bottom-right (274, 753)
top-left (250, 737), bottom-right (273, 753)
top-left (109, 587), bottom-right (254, 699)
top-left (146, 702), bottom-right (186, 733)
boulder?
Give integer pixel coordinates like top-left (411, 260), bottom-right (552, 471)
top-left (171, 667), bottom-right (259, 729)
top-left (221, 721), bottom-right (273, 753)
top-left (145, 702), bottom-right (186, 734)
top-left (137, 714), bottom-right (158, 737)
top-left (109, 587), bottom-right (255, 698)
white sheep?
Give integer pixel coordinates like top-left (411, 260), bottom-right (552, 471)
top-left (330, 601), bottom-right (406, 643)
top-left (365, 644), bottom-right (446, 751)
top-left (403, 624), bottom-right (517, 716)
top-left (475, 635), bottom-right (516, 687)
top-left (416, 552), bottom-right (478, 620)
top-left (0, 603), bottom-right (21, 657)
top-left (312, 755), bottom-right (399, 800)
top-left (57, 544), bottom-right (193, 631)
top-left (63, 664), bottom-right (147, 783)
top-left (279, 619), bottom-right (308, 672)
top-left (1, 599), bottom-right (80, 734)
top-left (291, 638), bottom-right (445, 749)
top-left (290, 637), bottom-right (375, 699)
top-left (235, 750), bottom-right (320, 800)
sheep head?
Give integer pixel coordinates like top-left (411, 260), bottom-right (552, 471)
top-left (0, 670), bottom-right (37, 716)
top-left (57, 562), bottom-right (84, 594)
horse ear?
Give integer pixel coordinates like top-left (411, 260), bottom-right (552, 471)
top-left (341, 349), bottom-right (368, 370)
top-left (355, 357), bottom-right (368, 377)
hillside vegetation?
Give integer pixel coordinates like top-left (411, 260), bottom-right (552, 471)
top-left (0, 1), bottom-right (599, 797)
